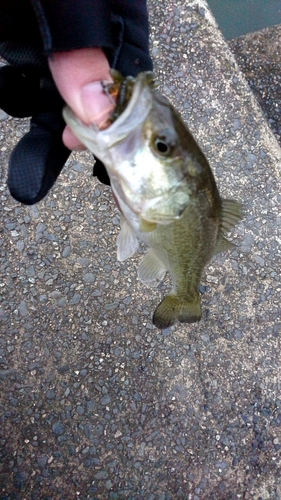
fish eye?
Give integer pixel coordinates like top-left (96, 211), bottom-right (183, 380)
top-left (153, 137), bottom-right (170, 155)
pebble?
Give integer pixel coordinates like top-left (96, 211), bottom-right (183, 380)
top-left (101, 395), bottom-right (111, 405)
top-left (62, 246), bottom-right (71, 257)
top-left (69, 293), bottom-right (81, 305)
top-left (18, 302), bottom-right (28, 317)
top-left (46, 389), bottom-right (56, 400)
top-left (52, 422), bottom-right (65, 436)
top-left (0, 109), bottom-right (8, 120)
top-left (37, 456), bottom-right (48, 468)
top-left (95, 470), bottom-right (109, 480)
top-left (72, 162), bottom-right (84, 172)
top-left (14, 471), bottom-right (29, 482)
top-left (83, 272), bottom-right (96, 283)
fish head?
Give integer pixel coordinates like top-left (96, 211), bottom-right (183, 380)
top-left (63, 72), bottom-right (211, 224)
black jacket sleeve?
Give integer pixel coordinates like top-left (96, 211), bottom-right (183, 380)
top-left (0, 0), bottom-right (152, 204)
top-left (0, 0), bottom-right (152, 74)
top-left (31, 0), bottom-right (114, 53)
top-left (31, 0), bottom-right (152, 75)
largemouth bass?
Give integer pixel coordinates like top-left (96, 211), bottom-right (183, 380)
top-left (63, 71), bottom-right (243, 329)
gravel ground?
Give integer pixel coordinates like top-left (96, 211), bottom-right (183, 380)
top-left (0, 1), bottom-right (280, 499)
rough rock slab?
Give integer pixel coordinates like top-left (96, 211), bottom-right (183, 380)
top-left (229, 24), bottom-right (281, 144)
top-left (0, 1), bottom-right (280, 498)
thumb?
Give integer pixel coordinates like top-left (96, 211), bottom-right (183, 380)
top-left (62, 80), bottom-right (115, 149)
top-left (80, 80), bottom-right (115, 128)
top-left (48, 48), bottom-right (115, 149)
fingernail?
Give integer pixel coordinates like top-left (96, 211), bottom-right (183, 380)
top-left (80, 81), bottom-right (115, 128)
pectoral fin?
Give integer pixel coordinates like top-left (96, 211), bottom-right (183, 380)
top-left (117, 216), bottom-right (139, 261)
top-left (138, 249), bottom-right (166, 287)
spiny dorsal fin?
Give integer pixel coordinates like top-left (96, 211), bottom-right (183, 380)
top-left (220, 199), bottom-right (244, 233)
top-left (213, 234), bottom-right (234, 256)
top-left (213, 199), bottom-right (244, 256)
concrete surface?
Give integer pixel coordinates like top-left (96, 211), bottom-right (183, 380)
top-left (0, 1), bottom-right (280, 498)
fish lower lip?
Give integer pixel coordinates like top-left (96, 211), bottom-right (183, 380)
top-left (129, 197), bottom-right (187, 224)
top-left (118, 182), bottom-right (189, 223)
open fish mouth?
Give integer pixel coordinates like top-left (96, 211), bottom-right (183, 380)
top-left (63, 72), bottom-right (154, 165)
top-left (99, 72), bottom-right (155, 148)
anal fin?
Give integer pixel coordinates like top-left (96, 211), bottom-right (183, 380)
top-left (138, 249), bottom-right (166, 287)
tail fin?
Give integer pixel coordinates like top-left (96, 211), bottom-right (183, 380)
top-left (153, 293), bottom-right (202, 329)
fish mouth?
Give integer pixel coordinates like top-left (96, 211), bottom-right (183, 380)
top-left (62, 72), bottom-right (154, 161)
top-left (137, 192), bottom-right (190, 223)
top-left (104, 73), bottom-right (154, 148)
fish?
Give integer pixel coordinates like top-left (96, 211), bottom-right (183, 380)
top-left (63, 71), bottom-right (243, 329)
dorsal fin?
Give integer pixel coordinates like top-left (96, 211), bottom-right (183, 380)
top-left (220, 199), bottom-right (244, 233)
top-left (213, 198), bottom-right (243, 256)
top-left (213, 234), bottom-right (235, 256)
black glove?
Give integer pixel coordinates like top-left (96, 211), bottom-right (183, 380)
top-left (0, 42), bottom-right (70, 204)
top-left (0, 0), bottom-right (152, 205)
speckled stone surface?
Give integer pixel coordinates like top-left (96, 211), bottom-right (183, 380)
top-left (0, 1), bottom-right (280, 498)
top-left (229, 24), bottom-right (281, 144)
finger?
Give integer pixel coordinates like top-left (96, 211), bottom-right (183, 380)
top-left (62, 125), bottom-right (86, 151)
